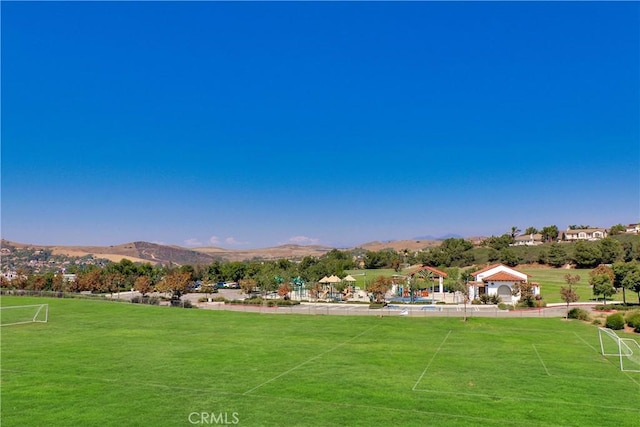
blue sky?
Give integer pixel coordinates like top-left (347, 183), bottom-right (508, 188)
top-left (2, 2), bottom-right (638, 249)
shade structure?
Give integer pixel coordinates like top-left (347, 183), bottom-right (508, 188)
top-left (318, 276), bottom-right (330, 284)
top-left (343, 275), bottom-right (356, 283)
top-left (326, 275), bottom-right (342, 284)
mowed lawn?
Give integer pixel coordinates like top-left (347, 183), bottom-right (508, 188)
top-left (1, 297), bottom-right (639, 426)
top-left (519, 268), bottom-right (596, 304)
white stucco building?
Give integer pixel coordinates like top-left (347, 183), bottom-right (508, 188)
top-left (468, 264), bottom-right (540, 303)
top-left (563, 228), bottom-right (607, 241)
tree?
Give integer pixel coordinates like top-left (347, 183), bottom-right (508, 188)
top-left (103, 271), bottom-right (125, 296)
top-left (366, 276), bottom-right (392, 303)
top-left (499, 248), bottom-right (522, 267)
top-left (589, 265), bottom-right (615, 304)
top-left (156, 270), bottom-right (192, 300)
top-left (608, 224), bottom-right (625, 235)
top-left (598, 238), bottom-right (623, 264)
top-left (564, 273), bottom-right (581, 287)
top-left (546, 243), bottom-right (567, 267)
top-left (74, 268), bottom-right (103, 292)
top-left (560, 273), bottom-right (580, 318)
top-left (616, 261), bottom-right (640, 304)
top-left (52, 272), bottom-right (65, 292)
top-left (612, 261), bottom-right (632, 304)
top-left (445, 271), bottom-right (469, 321)
top-left (220, 262), bottom-right (246, 283)
top-left (277, 283), bottom-right (291, 299)
top-left (621, 266), bottom-right (640, 304)
top-left (239, 278), bottom-right (256, 296)
top-left (540, 225), bottom-right (559, 243)
top-left (422, 238), bottom-right (475, 267)
top-left (512, 282), bottom-right (537, 307)
top-left (560, 286), bottom-right (580, 318)
top-left (363, 251), bottom-right (386, 269)
top-left (524, 227), bottom-right (539, 235)
top-left (510, 226), bottom-right (521, 239)
top-left (483, 234), bottom-right (513, 251)
top-left (487, 248), bottom-right (500, 263)
top-left (573, 241), bottom-right (602, 268)
top-left (134, 275), bottom-right (153, 297)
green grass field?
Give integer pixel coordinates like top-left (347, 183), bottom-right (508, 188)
top-left (2, 296), bottom-right (639, 426)
top-left (519, 268), bottom-right (596, 304)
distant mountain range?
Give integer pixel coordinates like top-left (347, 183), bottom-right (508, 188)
top-left (413, 233), bottom-right (464, 241)
top-left (1, 237), bottom-right (460, 269)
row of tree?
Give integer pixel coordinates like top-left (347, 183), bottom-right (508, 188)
top-left (560, 261), bottom-right (640, 306)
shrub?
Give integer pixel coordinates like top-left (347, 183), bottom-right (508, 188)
top-left (471, 298), bottom-right (481, 305)
top-left (147, 296), bottom-right (160, 305)
top-left (274, 299), bottom-right (300, 306)
top-left (197, 296), bottom-right (208, 303)
top-left (211, 296), bottom-right (226, 302)
top-left (182, 300), bottom-right (193, 309)
top-left (498, 303), bottom-right (509, 310)
top-left (489, 294), bottom-right (502, 305)
top-left (592, 319), bottom-right (602, 326)
top-left (605, 313), bottom-right (625, 330)
top-left (567, 308), bottom-right (590, 321)
top-left (131, 296), bottom-right (141, 304)
top-left (369, 303), bottom-right (386, 309)
top-left (624, 310), bottom-right (640, 332)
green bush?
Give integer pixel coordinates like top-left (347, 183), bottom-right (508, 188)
top-left (624, 310), bottom-right (640, 332)
top-left (197, 296), bottom-right (208, 303)
top-left (274, 299), bottom-right (300, 306)
top-left (567, 308), bottom-right (590, 321)
top-left (497, 303), bottom-right (509, 310)
top-left (592, 319), bottom-right (602, 326)
top-left (131, 296), bottom-right (160, 305)
top-left (605, 313), bottom-right (625, 330)
top-left (490, 294), bottom-right (502, 305)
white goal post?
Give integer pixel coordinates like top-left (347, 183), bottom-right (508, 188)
top-left (0, 304), bottom-right (49, 326)
top-left (598, 327), bottom-right (640, 373)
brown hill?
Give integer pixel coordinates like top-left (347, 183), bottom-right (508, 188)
top-left (2, 238), bottom-right (448, 266)
top-left (194, 244), bottom-right (332, 262)
top-left (354, 239), bottom-right (440, 252)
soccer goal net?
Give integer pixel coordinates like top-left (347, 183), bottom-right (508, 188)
top-left (598, 327), bottom-right (640, 373)
top-left (0, 304), bottom-right (49, 326)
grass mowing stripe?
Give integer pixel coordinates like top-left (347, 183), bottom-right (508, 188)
top-left (412, 329), bottom-right (452, 391)
top-left (247, 393), bottom-right (540, 426)
top-left (574, 331), bottom-right (600, 353)
top-left (532, 344), bottom-right (551, 376)
top-left (243, 324), bottom-right (378, 395)
top-left (412, 389), bottom-right (640, 413)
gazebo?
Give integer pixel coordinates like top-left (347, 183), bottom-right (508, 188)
top-left (406, 266), bottom-right (448, 294)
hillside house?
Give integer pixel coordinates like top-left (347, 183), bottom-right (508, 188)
top-left (468, 264), bottom-right (540, 303)
top-left (563, 228), bottom-right (607, 241)
top-left (626, 224), bottom-right (639, 234)
top-left (512, 233), bottom-right (543, 246)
